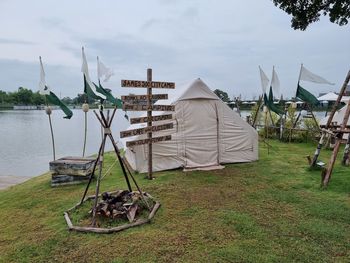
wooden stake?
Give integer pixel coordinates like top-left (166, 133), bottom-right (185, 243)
top-left (341, 135), bottom-right (350, 166)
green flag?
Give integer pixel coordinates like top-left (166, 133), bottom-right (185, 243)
top-left (81, 47), bottom-right (106, 101)
top-left (264, 87), bottom-right (284, 115)
top-left (296, 84), bottom-right (319, 106)
top-left (46, 91), bottom-right (73, 119)
top-left (94, 82), bottom-right (122, 108)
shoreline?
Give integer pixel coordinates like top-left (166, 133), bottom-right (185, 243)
top-left (0, 175), bottom-right (31, 190)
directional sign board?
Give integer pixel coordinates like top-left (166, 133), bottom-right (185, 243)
top-left (130, 114), bottom-right (173, 124)
top-left (121, 80), bottom-right (175, 89)
top-left (121, 94), bottom-right (168, 101)
top-left (121, 69), bottom-right (175, 179)
top-left (126, 135), bottom-right (172, 147)
top-left (120, 123), bottom-right (173, 138)
top-left (123, 104), bottom-right (175, 112)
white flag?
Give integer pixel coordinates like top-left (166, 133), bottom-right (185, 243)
top-left (39, 57), bottom-right (50, 95)
top-left (271, 67), bottom-right (280, 98)
top-left (81, 47), bottom-right (106, 99)
top-left (300, 65), bottom-right (334, 85)
top-left (97, 57), bottom-right (114, 82)
top-left (259, 66), bottom-right (269, 94)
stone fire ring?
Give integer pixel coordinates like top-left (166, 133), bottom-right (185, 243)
top-left (63, 190), bottom-right (161, 234)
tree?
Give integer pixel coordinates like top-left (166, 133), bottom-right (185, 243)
top-left (272, 0), bottom-right (350, 30)
top-left (61, 96), bottom-right (73, 105)
top-left (16, 87), bottom-right (33, 105)
top-left (32, 91), bottom-right (45, 105)
top-left (214, 89), bottom-right (230, 103)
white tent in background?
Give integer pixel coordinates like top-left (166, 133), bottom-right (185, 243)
top-left (317, 92), bottom-right (350, 102)
top-left (320, 105), bottom-right (350, 139)
top-left (122, 78), bottom-right (259, 173)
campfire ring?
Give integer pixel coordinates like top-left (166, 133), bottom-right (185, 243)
top-left (63, 190), bottom-right (161, 234)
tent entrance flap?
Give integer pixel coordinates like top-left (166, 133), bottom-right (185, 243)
top-left (182, 100), bottom-right (219, 168)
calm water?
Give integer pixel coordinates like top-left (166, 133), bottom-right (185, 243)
top-left (0, 109), bottom-right (130, 177)
top-left (0, 108), bottom-right (327, 178)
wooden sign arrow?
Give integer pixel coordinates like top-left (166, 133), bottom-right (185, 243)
top-left (130, 114), bottom-right (173, 124)
top-left (126, 135), bottom-right (172, 147)
top-left (120, 123), bottom-right (173, 138)
top-left (121, 80), bottom-right (175, 89)
top-left (123, 104), bottom-right (175, 112)
top-left (121, 94), bottom-right (168, 101)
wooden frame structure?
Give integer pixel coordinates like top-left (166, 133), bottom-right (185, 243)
top-left (308, 70), bottom-right (350, 187)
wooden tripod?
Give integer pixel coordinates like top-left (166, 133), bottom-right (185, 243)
top-left (79, 107), bottom-right (145, 226)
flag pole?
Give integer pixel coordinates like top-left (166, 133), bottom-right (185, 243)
top-left (97, 56), bottom-right (104, 141)
top-left (82, 102), bottom-right (89, 157)
top-left (46, 105), bottom-right (56, 161)
top-left (291, 64), bottom-right (304, 140)
top-left (40, 56), bottom-right (56, 161)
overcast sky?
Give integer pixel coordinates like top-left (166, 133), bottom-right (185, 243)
top-left (0, 0), bottom-right (349, 100)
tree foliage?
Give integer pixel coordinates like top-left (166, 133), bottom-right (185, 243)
top-left (272, 0), bottom-right (350, 30)
top-left (0, 88), bottom-right (101, 106)
top-left (214, 89), bottom-right (230, 102)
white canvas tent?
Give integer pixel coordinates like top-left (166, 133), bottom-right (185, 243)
top-left (122, 78), bottom-right (258, 173)
top-left (317, 92), bottom-right (350, 102)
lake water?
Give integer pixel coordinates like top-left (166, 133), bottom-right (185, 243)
top-left (0, 109), bottom-right (131, 177)
top-left (0, 108), bottom-right (327, 178)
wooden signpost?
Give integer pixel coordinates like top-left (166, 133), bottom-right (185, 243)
top-left (120, 68), bottom-right (175, 179)
top-left (130, 114), bottom-right (173, 125)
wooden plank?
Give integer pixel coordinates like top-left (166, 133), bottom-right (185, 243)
top-left (126, 135), bottom-right (172, 147)
top-left (130, 114), bottom-right (173, 124)
top-left (120, 123), bottom-right (173, 138)
top-left (123, 104), bottom-right (175, 112)
top-left (121, 94), bottom-right (168, 101)
top-left (121, 80), bottom-right (175, 89)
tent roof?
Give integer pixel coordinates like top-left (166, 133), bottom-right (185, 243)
top-left (164, 78), bottom-right (219, 104)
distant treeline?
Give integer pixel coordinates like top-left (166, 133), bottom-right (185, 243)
top-left (0, 87), bottom-right (108, 106)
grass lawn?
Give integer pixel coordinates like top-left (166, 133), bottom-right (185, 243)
top-left (0, 140), bottom-right (349, 263)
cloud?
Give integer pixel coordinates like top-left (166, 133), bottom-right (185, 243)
top-left (0, 59), bottom-right (81, 98)
top-left (0, 0), bottom-right (349, 99)
top-left (0, 38), bottom-right (35, 45)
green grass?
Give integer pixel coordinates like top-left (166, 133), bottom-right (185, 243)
top-left (0, 141), bottom-right (349, 262)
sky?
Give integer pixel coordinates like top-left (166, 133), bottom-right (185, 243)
top-left (0, 0), bottom-right (349, 100)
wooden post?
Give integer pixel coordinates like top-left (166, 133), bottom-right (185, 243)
top-left (341, 135), bottom-right (350, 165)
top-left (147, 68), bottom-right (153, 180)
